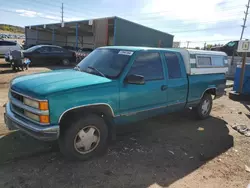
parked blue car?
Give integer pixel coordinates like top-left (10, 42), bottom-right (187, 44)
top-left (4, 46), bottom-right (227, 160)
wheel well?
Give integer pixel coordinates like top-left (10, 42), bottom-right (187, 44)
top-left (59, 105), bottom-right (114, 134)
top-left (204, 88), bottom-right (216, 97)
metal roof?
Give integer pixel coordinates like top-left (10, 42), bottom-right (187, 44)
top-left (25, 16), bottom-right (173, 37)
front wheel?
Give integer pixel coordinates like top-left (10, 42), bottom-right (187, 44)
top-left (194, 93), bottom-right (213, 119)
top-left (58, 114), bottom-right (108, 160)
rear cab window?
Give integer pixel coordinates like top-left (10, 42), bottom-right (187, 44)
top-left (195, 55), bottom-right (226, 68)
top-left (164, 52), bottom-right (182, 79)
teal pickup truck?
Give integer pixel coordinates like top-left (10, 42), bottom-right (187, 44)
top-left (4, 46), bottom-right (227, 160)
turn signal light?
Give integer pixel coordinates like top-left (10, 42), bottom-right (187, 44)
top-left (40, 115), bottom-right (50, 124)
top-left (39, 101), bottom-right (49, 111)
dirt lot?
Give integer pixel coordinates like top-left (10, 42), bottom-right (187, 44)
top-left (0, 59), bottom-right (68, 88)
top-left (0, 58), bottom-right (250, 188)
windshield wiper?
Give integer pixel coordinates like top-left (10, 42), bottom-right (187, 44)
top-left (87, 66), bottom-right (106, 78)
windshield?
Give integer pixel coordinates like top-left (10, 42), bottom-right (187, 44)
top-left (76, 48), bottom-right (133, 79)
top-left (25, 45), bottom-right (41, 52)
top-left (226, 41), bottom-right (236, 47)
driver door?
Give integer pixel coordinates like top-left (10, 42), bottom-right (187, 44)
top-left (32, 46), bottom-right (51, 65)
top-left (119, 52), bottom-right (168, 116)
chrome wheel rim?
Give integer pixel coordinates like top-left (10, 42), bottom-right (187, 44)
top-left (63, 59), bottom-right (69, 65)
top-left (201, 99), bottom-right (210, 115)
top-left (74, 126), bottom-right (100, 154)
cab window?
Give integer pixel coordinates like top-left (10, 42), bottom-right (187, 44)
top-left (165, 52), bottom-right (182, 79)
top-left (128, 52), bottom-right (164, 81)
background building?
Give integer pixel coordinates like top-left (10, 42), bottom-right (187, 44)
top-left (25, 16), bottom-right (174, 49)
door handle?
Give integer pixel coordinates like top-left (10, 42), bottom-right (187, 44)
top-left (161, 85), bottom-right (168, 91)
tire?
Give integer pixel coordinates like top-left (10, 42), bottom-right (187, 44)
top-left (58, 114), bottom-right (108, 160)
top-left (11, 65), bottom-right (15, 71)
top-left (229, 91), bottom-right (250, 101)
top-left (62, 59), bottom-right (70, 66)
top-left (194, 93), bottom-right (213, 120)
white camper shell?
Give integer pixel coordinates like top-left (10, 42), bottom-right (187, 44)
top-left (173, 49), bottom-right (228, 75)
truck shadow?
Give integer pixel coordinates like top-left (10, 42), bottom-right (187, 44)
top-left (0, 110), bottom-right (233, 188)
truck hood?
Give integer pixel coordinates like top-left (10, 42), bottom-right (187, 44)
top-left (11, 69), bottom-right (112, 98)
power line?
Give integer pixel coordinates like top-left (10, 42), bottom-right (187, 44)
top-left (1, 1), bottom-right (249, 37)
top-left (63, 4), bottom-right (244, 21)
top-left (180, 39), bottom-right (238, 43)
top-left (170, 25), bottom-right (247, 33)
top-left (2, 0), bottom-right (247, 22)
top-left (1, 0), bottom-right (245, 25)
top-left (24, 0), bottom-right (61, 8)
top-left (2, 0), bottom-right (61, 17)
top-left (0, 8), bottom-right (60, 21)
top-left (61, 1), bottom-right (245, 17)
top-left (1, 7), bottom-right (245, 34)
top-left (58, 3), bottom-right (245, 21)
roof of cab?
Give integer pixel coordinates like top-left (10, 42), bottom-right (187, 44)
top-left (175, 48), bottom-right (227, 56)
top-left (100, 46), bottom-right (227, 56)
top-left (100, 46), bottom-right (161, 51)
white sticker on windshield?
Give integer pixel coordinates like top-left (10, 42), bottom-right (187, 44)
top-left (118, 51), bottom-right (134, 56)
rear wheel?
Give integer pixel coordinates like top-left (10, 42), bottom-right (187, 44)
top-left (194, 93), bottom-right (213, 119)
top-left (58, 114), bottom-right (108, 160)
top-left (62, 59), bottom-right (70, 66)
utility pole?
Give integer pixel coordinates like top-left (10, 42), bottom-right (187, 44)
top-left (187, 41), bottom-right (190, 48)
top-left (231, 0), bottom-right (249, 79)
top-left (240, 0), bottom-right (250, 40)
top-left (61, 3), bottom-right (64, 27)
top-left (238, 0), bottom-right (250, 93)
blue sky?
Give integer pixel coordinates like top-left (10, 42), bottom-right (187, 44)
top-left (0, 0), bottom-right (249, 47)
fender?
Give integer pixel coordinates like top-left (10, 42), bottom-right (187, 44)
top-left (58, 103), bottom-right (115, 124)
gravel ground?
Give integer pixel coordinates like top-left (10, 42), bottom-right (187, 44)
top-left (0, 90), bottom-right (249, 188)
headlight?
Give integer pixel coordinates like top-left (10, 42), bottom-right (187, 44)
top-left (23, 98), bottom-right (39, 109)
top-left (24, 110), bottom-right (40, 121)
top-left (24, 111), bottom-right (50, 124)
top-left (23, 98), bottom-right (49, 110)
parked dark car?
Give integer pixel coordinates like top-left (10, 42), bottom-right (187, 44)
top-left (77, 48), bottom-right (93, 61)
top-left (62, 46), bottom-right (82, 51)
top-left (211, 40), bottom-right (250, 57)
top-left (63, 46), bottom-right (93, 63)
top-left (23, 45), bottom-right (76, 66)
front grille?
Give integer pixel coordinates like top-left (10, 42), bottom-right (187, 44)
top-left (11, 91), bottom-right (23, 102)
top-left (11, 103), bottom-right (24, 115)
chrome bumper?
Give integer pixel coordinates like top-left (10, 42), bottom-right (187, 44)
top-left (4, 102), bottom-right (59, 141)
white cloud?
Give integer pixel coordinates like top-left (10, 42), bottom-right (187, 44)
top-left (141, 0), bottom-right (245, 23)
top-left (139, 0), bottom-right (248, 46)
top-left (15, 9), bottom-right (84, 22)
top-left (15, 9), bottom-right (39, 18)
top-left (15, 9), bottom-right (60, 21)
top-left (64, 17), bottom-right (83, 22)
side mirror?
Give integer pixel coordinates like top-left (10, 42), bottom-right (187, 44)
top-left (125, 74), bottom-right (145, 85)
